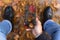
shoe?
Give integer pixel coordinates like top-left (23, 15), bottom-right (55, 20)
top-left (43, 6), bottom-right (53, 24)
top-left (3, 6), bottom-right (14, 23)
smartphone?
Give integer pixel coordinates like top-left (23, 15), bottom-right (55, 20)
top-left (24, 9), bottom-right (36, 29)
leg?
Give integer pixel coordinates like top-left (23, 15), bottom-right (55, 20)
top-left (0, 32), bottom-right (6, 40)
top-left (0, 6), bottom-right (14, 40)
top-left (0, 20), bottom-right (12, 35)
top-left (43, 20), bottom-right (60, 40)
top-left (52, 31), bottom-right (60, 40)
top-left (0, 20), bottom-right (12, 40)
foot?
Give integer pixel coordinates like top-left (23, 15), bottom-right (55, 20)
top-left (43, 6), bottom-right (53, 24)
top-left (3, 6), bottom-right (14, 23)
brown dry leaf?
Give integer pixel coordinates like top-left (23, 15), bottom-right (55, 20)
top-left (0, 1), bottom-right (4, 6)
top-left (2, 0), bottom-right (12, 4)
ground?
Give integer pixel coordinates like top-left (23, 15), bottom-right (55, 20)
top-left (0, 0), bottom-right (60, 40)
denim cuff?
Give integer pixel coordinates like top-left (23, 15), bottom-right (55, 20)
top-left (0, 32), bottom-right (6, 40)
top-left (43, 19), bottom-right (54, 30)
top-left (2, 20), bottom-right (12, 34)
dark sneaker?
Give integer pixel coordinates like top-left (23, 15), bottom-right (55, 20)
top-left (3, 6), bottom-right (14, 23)
top-left (43, 6), bottom-right (53, 24)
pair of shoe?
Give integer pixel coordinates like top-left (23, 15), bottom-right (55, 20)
top-left (3, 6), bottom-right (53, 26)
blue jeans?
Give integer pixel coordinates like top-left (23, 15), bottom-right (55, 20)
top-left (0, 19), bottom-right (60, 40)
top-left (0, 20), bottom-right (12, 40)
top-left (44, 20), bottom-right (60, 40)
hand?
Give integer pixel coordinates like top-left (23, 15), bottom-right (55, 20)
top-left (32, 17), bottom-right (43, 37)
top-left (26, 17), bottom-right (43, 37)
